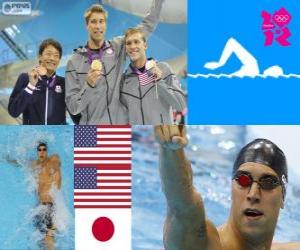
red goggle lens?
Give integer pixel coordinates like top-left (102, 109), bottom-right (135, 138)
top-left (236, 174), bottom-right (252, 187)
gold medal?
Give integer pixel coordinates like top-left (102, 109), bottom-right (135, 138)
top-left (91, 60), bottom-right (102, 71)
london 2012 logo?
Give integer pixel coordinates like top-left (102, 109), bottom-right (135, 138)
top-left (261, 7), bottom-right (292, 47)
top-left (2, 1), bottom-right (31, 15)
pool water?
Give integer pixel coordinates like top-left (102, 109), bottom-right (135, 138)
top-left (132, 125), bottom-right (300, 249)
top-left (0, 125), bottom-right (74, 250)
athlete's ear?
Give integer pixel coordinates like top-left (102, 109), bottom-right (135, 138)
top-left (280, 192), bottom-right (284, 209)
top-left (280, 200), bottom-right (284, 209)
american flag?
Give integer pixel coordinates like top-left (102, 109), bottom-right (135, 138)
top-left (138, 70), bottom-right (156, 86)
top-left (74, 125), bottom-right (131, 209)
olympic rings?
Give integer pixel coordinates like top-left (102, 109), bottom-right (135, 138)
top-left (274, 15), bottom-right (290, 23)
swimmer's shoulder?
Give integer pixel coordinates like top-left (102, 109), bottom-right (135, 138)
top-left (272, 242), bottom-right (300, 250)
top-left (216, 223), bottom-right (234, 250)
top-left (206, 219), bottom-right (222, 250)
top-left (49, 154), bottom-right (61, 169)
top-left (49, 154), bottom-right (60, 162)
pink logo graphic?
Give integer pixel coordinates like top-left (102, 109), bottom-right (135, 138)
top-left (261, 7), bottom-right (292, 46)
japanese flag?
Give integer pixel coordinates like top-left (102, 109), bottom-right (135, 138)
top-left (75, 209), bottom-right (131, 250)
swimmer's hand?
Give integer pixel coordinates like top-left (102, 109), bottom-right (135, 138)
top-left (150, 64), bottom-right (162, 81)
top-left (204, 61), bottom-right (221, 70)
top-left (155, 125), bottom-right (187, 150)
top-left (5, 155), bottom-right (21, 167)
top-left (86, 68), bottom-right (102, 88)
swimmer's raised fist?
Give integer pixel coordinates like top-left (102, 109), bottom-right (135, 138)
top-left (154, 125), bottom-right (187, 150)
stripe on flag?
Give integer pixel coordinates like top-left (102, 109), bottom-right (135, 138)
top-left (138, 71), bottom-right (156, 86)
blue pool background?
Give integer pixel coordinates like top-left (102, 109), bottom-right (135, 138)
top-left (0, 126), bottom-right (74, 249)
top-left (132, 126), bottom-right (300, 250)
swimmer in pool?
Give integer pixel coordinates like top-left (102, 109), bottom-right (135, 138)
top-left (32, 142), bottom-right (61, 250)
top-left (155, 125), bottom-right (300, 250)
top-left (6, 142), bottom-right (61, 250)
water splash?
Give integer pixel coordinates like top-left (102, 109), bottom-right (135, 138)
top-left (49, 185), bottom-right (73, 234)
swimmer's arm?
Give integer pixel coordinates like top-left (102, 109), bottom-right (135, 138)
top-left (112, 0), bottom-right (163, 51)
top-left (155, 126), bottom-right (219, 249)
top-left (51, 154), bottom-right (61, 190)
top-left (272, 242), bottom-right (300, 250)
top-left (5, 155), bottom-right (22, 167)
top-left (6, 155), bottom-right (37, 172)
top-left (138, 0), bottom-right (164, 38)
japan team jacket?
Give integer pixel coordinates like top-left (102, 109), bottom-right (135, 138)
top-left (8, 73), bottom-right (66, 125)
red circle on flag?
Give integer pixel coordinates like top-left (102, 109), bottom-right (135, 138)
top-left (92, 217), bottom-right (115, 242)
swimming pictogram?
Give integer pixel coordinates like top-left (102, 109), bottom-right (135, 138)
top-left (189, 37), bottom-right (300, 78)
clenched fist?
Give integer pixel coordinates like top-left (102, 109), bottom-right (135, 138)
top-left (154, 125), bottom-right (187, 150)
top-left (28, 66), bottom-right (47, 86)
top-left (86, 69), bottom-right (102, 87)
top-left (150, 65), bottom-right (162, 81)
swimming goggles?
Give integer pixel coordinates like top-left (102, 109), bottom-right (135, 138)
top-left (234, 171), bottom-right (281, 190)
top-left (37, 147), bottom-right (47, 152)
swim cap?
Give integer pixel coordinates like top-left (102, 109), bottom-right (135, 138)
top-left (232, 138), bottom-right (288, 198)
top-left (37, 141), bottom-right (47, 151)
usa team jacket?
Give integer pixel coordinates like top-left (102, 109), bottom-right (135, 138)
top-left (120, 62), bottom-right (187, 125)
top-left (8, 73), bottom-right (66, 125)
top-left (65, 0), bottom-right (163, 125)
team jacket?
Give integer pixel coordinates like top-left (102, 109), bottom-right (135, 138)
top-left (65, 0), bottom-right (163, 125)
top-left (8, 73), bottom-right (66, 125)
top-left (120, 61), bottom-right (187, 125)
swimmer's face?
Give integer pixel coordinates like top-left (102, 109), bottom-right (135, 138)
top-left (37, 146), bottom-right (48, 162)
top-left (125, 32), bottom-right (147, 63)
top-left (230, 162), bottom-right (283, 241)
top-left (87, 12), bottom-right (106, 43)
